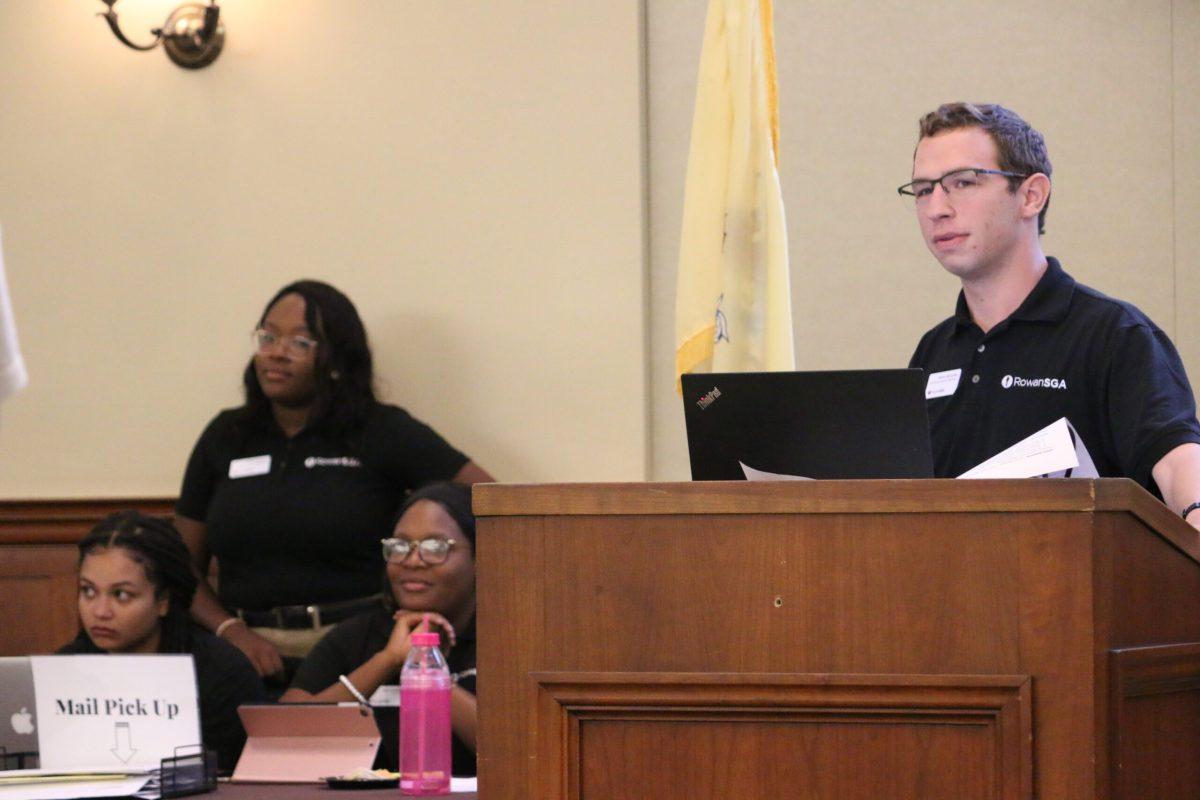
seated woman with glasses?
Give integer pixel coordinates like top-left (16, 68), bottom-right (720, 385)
top-left (174, 280), bottom-right (492, 689)
top-left (58, 511), bottom-right (266, 774)
top-left (281, 482), bottom-right (478, 776)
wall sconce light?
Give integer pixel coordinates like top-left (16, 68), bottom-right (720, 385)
top-left (98, 1), bottom-right (225, 69)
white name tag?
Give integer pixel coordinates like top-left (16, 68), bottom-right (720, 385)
top-left (228, 454), bottom-right (271, 479)
top-left (369, 685), bottom-right (400, 706)
top-left (925, 368), bottom-right (962, 399)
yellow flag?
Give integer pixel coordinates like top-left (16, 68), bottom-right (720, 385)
top-left (674, 0), bottom-right (793, 390)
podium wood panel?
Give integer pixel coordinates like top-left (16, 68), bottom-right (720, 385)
top-left (535, 672), bottom-right (1031, 800)
top-left (475, 480), bottom-right (1200, 800)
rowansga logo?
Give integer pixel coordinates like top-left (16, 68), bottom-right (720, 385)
top-left (304, 456), bottom-right (362, 469)
top-left (1001, 375), bottom-right (1067, 390)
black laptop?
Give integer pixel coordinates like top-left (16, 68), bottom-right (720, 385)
top-left (681, 369), bottom-right (934, 480)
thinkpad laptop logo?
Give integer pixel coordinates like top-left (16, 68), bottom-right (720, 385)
top-left (696, 387), bottom-right (722, 410)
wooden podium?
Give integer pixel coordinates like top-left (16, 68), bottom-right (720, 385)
top-left (474, 480), bottom-right (1200, 800)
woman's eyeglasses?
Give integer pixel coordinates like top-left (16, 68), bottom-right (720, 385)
top-left (381, 537), bottom-right (456, 566)
top-left (252, 328), bottom-right (318, 359)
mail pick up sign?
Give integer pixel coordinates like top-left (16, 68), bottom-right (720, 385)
top-left (31, 655), bottom-right (201, 771)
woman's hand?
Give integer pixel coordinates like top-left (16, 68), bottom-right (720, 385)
top-left (176, 515), bottom-right (285, 675)
top-left (223, 623), bottom-right (285, 677)
top-left (382, 610), bottom-right (456, 668)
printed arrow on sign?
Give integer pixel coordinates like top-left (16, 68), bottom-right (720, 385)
top-left (110, 721), bottom-right (137, 764)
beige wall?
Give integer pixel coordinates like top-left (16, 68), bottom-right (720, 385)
top-left (649, 0), bottom-right (1200, 479)
top-left (0, 0), bottom-right (648, 497)
top-left (2, 1), bottom-right (1196, 495)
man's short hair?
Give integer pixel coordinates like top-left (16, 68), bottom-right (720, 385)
top-left (917, 102), bottom-right (1052, 234)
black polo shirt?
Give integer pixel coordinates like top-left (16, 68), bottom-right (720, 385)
top-left (909, 258), bottom-right (1200, 488)
top-left (176, 403), bottom-right (469, 611)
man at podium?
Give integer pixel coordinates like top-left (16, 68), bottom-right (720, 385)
top-left (900, 102), bottom-right (1200, 528)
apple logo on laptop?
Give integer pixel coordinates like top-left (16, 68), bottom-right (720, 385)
top-left (10, 707), bottom-right (34, 735)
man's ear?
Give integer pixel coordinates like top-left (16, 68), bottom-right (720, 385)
top-left (1020, 173), bottom-right (1051, 221)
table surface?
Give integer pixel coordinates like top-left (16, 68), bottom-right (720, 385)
top-left (215, 779), bottom-right (477, 799)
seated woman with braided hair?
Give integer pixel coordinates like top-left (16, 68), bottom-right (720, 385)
top-left (57, 511), bottom-right (267, 773)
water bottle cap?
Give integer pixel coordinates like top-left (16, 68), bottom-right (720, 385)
top-left (411, 631), bottom-right (440, 647)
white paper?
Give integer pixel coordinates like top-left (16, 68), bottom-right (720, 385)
top-left (1043, 419), bottom-right (1100, 479)
top-left (368, 685), bottom-right (400, 707)
top-left (0, 774), bottom-right (149, 800)
top-left (31, 655), bottom-right (202, 772)
top-left (228, 454), bottom-right (271, 478)
top-left (739, 461), bottom-right (812, 481)
top-left (925, 368), bottom-right (961, 399)
top-left (451, 776), bottom-right (478, 792)
top-left (957, 418), bottom-right (1079, 479)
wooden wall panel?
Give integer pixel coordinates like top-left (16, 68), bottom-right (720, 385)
top-left (0, 498), bottom-right (174, 656)
top-left (0, 546), bottom-right (78, 655)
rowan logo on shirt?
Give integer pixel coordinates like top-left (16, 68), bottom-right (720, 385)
top-left (304, 456), bottom-right (362, 469)
top-left (1001, 374), bottom-right (1068, 390)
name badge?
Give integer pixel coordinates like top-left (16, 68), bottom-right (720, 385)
top-left (228, 455), bottom-right (271, 479)
top-left (369, 685), bottom-right (400, 706)
top-left (925, 368), bottom-right (962, 399)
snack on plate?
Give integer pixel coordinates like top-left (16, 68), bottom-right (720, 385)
top-left (323, 768), bottom-right (400, 789)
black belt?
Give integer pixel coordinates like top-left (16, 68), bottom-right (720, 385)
top-left (236, 594), bottom-right (382, 630)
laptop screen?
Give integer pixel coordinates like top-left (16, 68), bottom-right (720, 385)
top-left (681, 369), bottom-right (934, 480)
top-left (0, 658), bottom-right (39, 769)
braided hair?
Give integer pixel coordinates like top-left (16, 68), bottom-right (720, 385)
top-left (77, 511), bottom-right (199, 653)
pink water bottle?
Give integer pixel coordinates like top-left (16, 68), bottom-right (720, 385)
top-left (400, 631), bottom-right (452, 795)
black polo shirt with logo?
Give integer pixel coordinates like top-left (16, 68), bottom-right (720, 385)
top-left (909, 258), bottom-right (1200, 489)
top-left (176, 403), bottom-right (469, 611)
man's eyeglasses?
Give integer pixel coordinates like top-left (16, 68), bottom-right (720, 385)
top-left (252, 328), bottom-right (318, 359)
top-left (896, 168), bottom-right (1029, 207)
top-left (381, 537), bottom-right (457, 566)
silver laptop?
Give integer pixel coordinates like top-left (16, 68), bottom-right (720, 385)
top-left (0, 657), bottom-right (39, 769)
